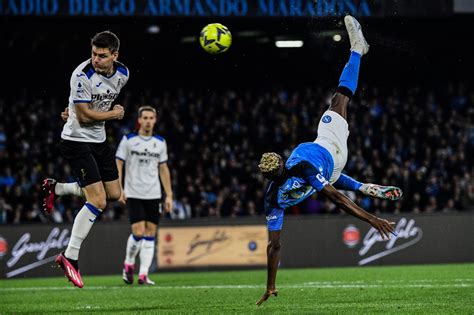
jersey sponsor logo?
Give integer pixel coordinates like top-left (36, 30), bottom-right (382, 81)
top-left (91, 92), bottom-right (119, 102)
top-left (76, 74), bottom-right (85, 78)
top-left (289, 185), bottom-right (312, 199)
top-left (291, 180), bottom-right (302, 190)
top-left (316, 173), bottom-right (329, 186)
top-left (322, 115), bottom-right (332, 123)
top-left (130, 149), bottom-right (160, 158)
top-left (266, 215), bottom-right (278, 221)
top-left (91, 92), bottom-right (119, 111)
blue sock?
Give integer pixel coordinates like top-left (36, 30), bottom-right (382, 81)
top-left (334, 173), bottom-right (362, 191)
top-left (132, 234), bottom-right (143, 242)
top-left (337, 51), bottom-right (362, 97)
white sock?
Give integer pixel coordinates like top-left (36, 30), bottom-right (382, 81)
top-left (139, 237), bottom-right (155, 276)
top-left (64, 202), bottom-right (101, 260)
top-left (124, 234), bottom-right (142, 265)
top-left (55, 182), bottom-right (84, 198)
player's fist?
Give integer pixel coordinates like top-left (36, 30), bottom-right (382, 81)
top-left (369, 217), bottom-right (395, 240)
top-left (61, 107), bottom-right (69, 122)
top-left (113, 104), bottom-right (125, 120)
top-left (164, 196), bottom-right (173, 213)
top-left (118, 191), bottom-right (127, 205)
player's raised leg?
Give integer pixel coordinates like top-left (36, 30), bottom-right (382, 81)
top-left (42, 179), bottom-right (84, 214)
top-left (57, 181), bottom-right (107, 288)
top-left (329, 15), bottom-right (369, 120)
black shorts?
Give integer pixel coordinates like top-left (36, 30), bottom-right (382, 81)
top-left (59, 139), bottom-right (118, 187)
top-left (127, 198), bottom-right (162, 225)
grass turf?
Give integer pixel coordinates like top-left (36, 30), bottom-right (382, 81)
top-left (0, 264), bottom-right (473, 314)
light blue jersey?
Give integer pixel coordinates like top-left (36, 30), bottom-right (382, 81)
top-left (265, 142), bottom-right (334, 231)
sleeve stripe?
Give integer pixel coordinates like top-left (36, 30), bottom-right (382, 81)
top-left (73, 100), bottom-right (92, 103)
top-left (159, 160), bottom-right (168, 164)
top-left (115, 156), bottom-right (125, 161)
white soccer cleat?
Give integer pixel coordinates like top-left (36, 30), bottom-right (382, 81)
top-left (344, 15), bottom-right (369, 56)
top-left (360, 184), bottom-right (403, 201)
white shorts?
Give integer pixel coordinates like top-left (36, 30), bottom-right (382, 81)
top-left (314, 110), bottom-right (349, 183)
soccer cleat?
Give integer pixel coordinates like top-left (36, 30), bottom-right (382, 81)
top-left (42, 178), bottom-right (57, 214)
top-left (122, 263), bottom-right (134, 285)
top-left (138, 274), bottom-right (155, 285)
top-left (55, 252), bottom-right (83, 288)
top-left (344, 15), bottom-right (369, 56)
top-left (360, 184), bottom-right (403, 201)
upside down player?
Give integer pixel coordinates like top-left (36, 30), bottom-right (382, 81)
top-left (42, 31), bottom-right (129, 288)
top-left (256, 16), bottom-right (403, 306)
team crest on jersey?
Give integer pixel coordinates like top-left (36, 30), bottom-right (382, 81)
top-left (322, 115), bottom-right (332, 123)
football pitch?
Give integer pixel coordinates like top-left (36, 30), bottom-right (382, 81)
top-left (1, 264), bottom-right (472, 314)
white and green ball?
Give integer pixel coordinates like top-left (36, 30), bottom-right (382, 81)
top-left (199, 23), bottom-right (232, 54)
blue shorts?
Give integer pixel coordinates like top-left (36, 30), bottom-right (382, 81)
top-left (266, 208), bottom-right (284, 231)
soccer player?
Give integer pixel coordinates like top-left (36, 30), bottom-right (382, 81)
top-left (42, 31), bottom-right (129, 288)
top-left (255, 16), bottom-right (403, 306)
top-left (116, 106), bottom-right (173, 285)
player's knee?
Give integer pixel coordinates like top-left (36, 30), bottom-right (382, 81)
top-left (269, 240), bottom-right (281, 251)
top-left (132, 226), bottom-right (146, 237)
top-left (133, 232), bottom-right (144, 239)
top-left (87, 197), bottom-right (107, 210)
top-left (331, 92), bottom-right (349, 106)
top-left (145, 230), bottom-right (156, 237)
top-left (107, 190), bottom-right (121, 202)
top-left (329, 93), bottom-right (349, 118)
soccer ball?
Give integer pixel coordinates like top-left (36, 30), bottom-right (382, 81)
top-left (199, 23), bottom-right (232, 54)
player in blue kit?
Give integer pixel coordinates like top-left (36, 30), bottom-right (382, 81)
top-left (256, 16), bottom-right (403, 306)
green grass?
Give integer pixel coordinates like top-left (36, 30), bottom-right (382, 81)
top-left (1, 264), bottom-right (473, 314)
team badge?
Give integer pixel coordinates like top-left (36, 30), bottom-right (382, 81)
top-left (322, 115), bottom-right (332, 123)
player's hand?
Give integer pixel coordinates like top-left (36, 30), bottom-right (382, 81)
top-left (113, 104), bottom-right (125, 120)
top-left (164, 196), bottom-right (173, 213)
top-left (61, 108), bottom-right (69, 122)
top-left (256, 288), bottom-right (278, 306)
top-left (369, 217), bottom-right (395, 240)
top-left (118, 191), bottom-right (127, 205)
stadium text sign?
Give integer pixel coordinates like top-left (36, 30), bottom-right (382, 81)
top-left (158, 225), bottom-right (267, 268)
top-left (4, 227), bottom-right (69, 278)
top-left (357, 218), bottom-right (422, 265)
top-left (0, 0), bottom-right (372, 17)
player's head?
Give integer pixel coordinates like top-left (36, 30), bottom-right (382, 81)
top-left (258, 152), bottom-right (284, 180)
top-left (138, 106), bottom-right (158, 133)
top-left (90, 31), bottom-right (120, 75)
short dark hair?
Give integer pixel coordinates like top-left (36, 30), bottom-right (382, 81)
top-left (91, 31), bottom-right (120, 52)
top-left (138, 105), bottom-right (157, 117)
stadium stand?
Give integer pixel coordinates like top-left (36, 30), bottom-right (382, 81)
top-left (0, 83), bottom-right (472, 223)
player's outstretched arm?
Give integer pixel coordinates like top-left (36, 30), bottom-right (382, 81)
top-left (320, 184), bottom-right (395, 239)
top-left (75, 103), bottom-right (124, 123)
top-left (256, 230), bottom-right (280, 306)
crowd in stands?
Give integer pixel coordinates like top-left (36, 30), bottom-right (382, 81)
top-left (0, 83), bottom-right (473, 224)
